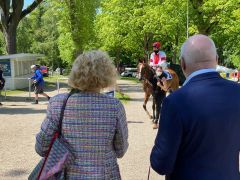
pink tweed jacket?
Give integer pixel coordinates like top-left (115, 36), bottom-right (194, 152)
top-left (35, 92), bottom-right (128, 179)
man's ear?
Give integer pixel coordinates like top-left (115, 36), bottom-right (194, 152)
top-left (216, 55), bottom-right (219, 64)
top-left (180, 57), bottom-right (187, 77)
top-left (180, 57), bottom-right (186, 71)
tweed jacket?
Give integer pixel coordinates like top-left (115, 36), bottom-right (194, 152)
top-left (35, 92), bottom-right (128, 180)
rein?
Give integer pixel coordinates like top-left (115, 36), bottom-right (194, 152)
top-left (145, 79), bottom-right (153, 87)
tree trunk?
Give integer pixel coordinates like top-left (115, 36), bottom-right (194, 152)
top-left (116, 48), bottom-right (121, 71)
top-left (0, 0), bottom-right (44, 54)
top-left (198, 28), bottom-right (209, 36)
top-left (3, 26), bottom-right (17, 54)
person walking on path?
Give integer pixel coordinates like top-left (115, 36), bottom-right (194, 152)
top-left (30, 65), bottom-right (50, 104)
top-left (150, 34), bottom-right (240, 180)
top-left (34, 50), bottom-right (128, 179)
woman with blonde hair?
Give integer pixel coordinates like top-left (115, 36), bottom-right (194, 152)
top-left (35, 50), bottom-right (128, 179)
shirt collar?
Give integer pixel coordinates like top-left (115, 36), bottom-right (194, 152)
top-left (183, 68), bottom-right (217, 86)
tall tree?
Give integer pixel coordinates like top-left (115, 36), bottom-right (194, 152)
top-left (189, 0), bottom-right (240, 35)
top-left (56, 0), bottom-right (100, 63)
top-left (0, 0), bottom-right (43, 54)
top-left (96, 0), bottom-right (187, 64)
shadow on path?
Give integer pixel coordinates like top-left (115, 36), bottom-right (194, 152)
top-left (2, 96), bottom-right (49, 103)
top-left (0, 107), bottom-right (46, 115)
top-left (118, 81), bottom-right (143, 93)
top-left (127, 121), bottom-right (144, 124)
top-left (4, 168), bottom-right (28, 177)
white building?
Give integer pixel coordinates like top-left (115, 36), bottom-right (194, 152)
top-left (0, 53), bottom-right (44, 90)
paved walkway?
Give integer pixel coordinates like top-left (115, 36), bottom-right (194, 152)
top-left (0, 80), bottom-right (164, 180)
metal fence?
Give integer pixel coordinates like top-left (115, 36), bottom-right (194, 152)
top-left (0, 76), bottom-right (117, 102)
top-left (0, 77), bottom-right (69, 101)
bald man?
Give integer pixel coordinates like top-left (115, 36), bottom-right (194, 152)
top-left (150, 34), bottom-right (240, 180)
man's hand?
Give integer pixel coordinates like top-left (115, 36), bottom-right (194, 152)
top-left (161, 77), bottom-right (166, 82)
top-left (33, 80), bottom-right (37, 84)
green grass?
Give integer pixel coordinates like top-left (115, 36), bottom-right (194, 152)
top-left (2, 89), bottom-right (27, 96)
top-left (120, 76), bottom-right (140, 84)
top-left (44, 75), bottom-right (68, 83)
top-left (116, 92), bottom-right (130, 103)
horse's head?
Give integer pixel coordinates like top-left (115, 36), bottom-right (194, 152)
top-left (139, 63), bottom-right (155, 81)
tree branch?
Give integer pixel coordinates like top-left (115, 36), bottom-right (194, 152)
top-left (0, 0), bottom-right (10, 30)
top-left (206, 21), bottom-right (219, 34)
top-left (20, 0), bottom-right (44, 20)
top-left (8, 0), bottom-right (24, 26)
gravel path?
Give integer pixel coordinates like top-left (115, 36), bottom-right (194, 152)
top-left (0, 80), bottom-right (164, 180)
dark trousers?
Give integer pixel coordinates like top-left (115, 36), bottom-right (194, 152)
top-left (153, 91), bottom-right (165, 123)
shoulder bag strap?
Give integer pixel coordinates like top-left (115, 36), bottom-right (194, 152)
top-left (59, 88), bottom-right (81, 135)
top-left (37, 89), bottom-right (80, 180)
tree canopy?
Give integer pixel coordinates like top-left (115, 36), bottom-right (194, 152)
top-left (0, 0), bottom-right (239, 69)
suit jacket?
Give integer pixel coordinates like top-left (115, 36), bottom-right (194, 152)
top-left (150, 72), bottom-right (240, 180)
top-left (35, 92), bottom-right (128, 179)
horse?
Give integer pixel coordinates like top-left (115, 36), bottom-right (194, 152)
top-left (137, 62), bottom-right (179, 123)
top-left (158, 68), bottom-right (179, 94)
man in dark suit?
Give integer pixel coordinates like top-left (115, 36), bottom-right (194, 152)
top-left (150, 34), bottom-right (240, 180)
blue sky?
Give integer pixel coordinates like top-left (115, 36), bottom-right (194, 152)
top-left (24, 0), bottom-right (33, 8)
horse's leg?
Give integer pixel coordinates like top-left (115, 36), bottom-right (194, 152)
top-left (143, 92), bottom-right (153, 119)
top-left (143, 92), bottom-right (150, 110)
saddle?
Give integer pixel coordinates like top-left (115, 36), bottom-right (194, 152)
top-left (164, 70), bottom-right (172, 80)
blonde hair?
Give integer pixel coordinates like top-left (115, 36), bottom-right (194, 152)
top-left (68, 50), bottom-right (117, 91)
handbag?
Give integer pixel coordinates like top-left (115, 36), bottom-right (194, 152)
top-left (29, 91), bottom-right (76, 180)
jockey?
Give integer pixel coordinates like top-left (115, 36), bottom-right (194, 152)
top-left (149, 41), bottom-right (167, 69)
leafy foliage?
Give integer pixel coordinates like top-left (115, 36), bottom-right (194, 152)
top-left (0, 0), bottom-right (239, 69)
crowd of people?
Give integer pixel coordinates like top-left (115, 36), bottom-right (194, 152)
top-left (1, 34), bottom-right (240, 179)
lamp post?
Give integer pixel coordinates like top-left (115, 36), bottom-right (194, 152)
top-left (187, 0), bottom-right (189, 38)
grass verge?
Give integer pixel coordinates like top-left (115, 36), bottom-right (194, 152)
top-left (44, 75), bottom-right (68, 83)
top-left (2, 89), bottom-right (27, 96)
top-left (116, 92), bottom-right (130, 103)
top-left (120, 77), bottom-right (139, 84)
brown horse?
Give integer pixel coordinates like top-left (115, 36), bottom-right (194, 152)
top-left (138, 62), bottom-right (179, 122)
top-left (158, 68), bottom-right (179, 94)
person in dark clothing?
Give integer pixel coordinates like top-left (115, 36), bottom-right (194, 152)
top-left (0, 65), bottom-right (5, 106)
top-left (30, 65), bottom-right (50, 104)
top-left (150, 34), bottom-right (240, 180)
top-left (151, 66), bottom-right (167, 129)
